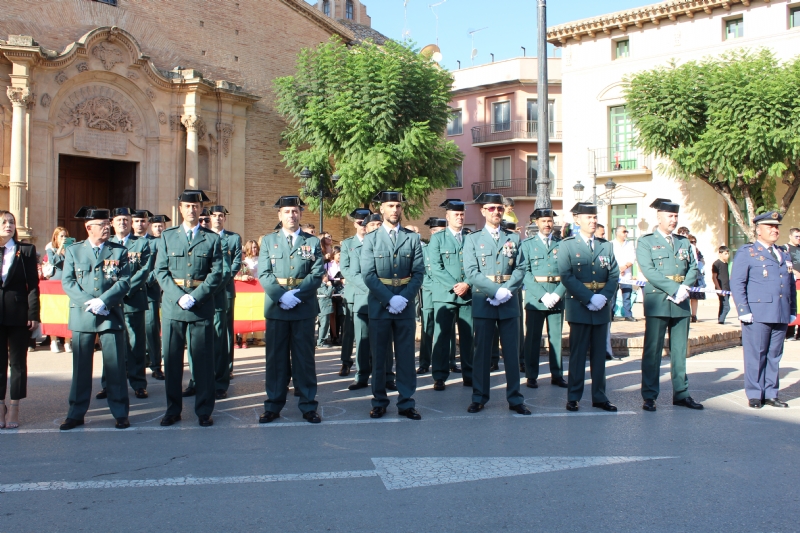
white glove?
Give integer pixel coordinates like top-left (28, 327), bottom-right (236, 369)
top-left (178, 294), bottom-right (196, 310)
top-left (589, 294), bottom-right (607, 309)
top-left (549, 293), bottom-right (560, 306)
top-left (84, 298), bottom-right (106, 315)
top-left (674, 285), bottom-right (691, 304)
top-left (486, 297), bottom-right (501, 306)
top-left (388, 295), bottom-right (408, 313)
top-left (540, 293), bottom-right (554, 309)
top-left (386, 304), bottom-right (401, 314)
top-left (279, 291), bottom-right (300, 310)
top-left (739, 313), bottom-right (753, 323)
top-left (494, 287), bottom-right (512, 304)
top-left (586, 302), bottom-right (599, 312)
top-left (95, 306), bottom-right (110, 316)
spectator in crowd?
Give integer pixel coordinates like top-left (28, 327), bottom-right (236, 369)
top-left (687, 234), bottom-right (705, 322)
top-left (596, 224), bottom-right (606, 239)
top-left (712, 246), bottom-right (731, 324)
top-left (300, 223), bottom-right (316, 236)
top-left (785, 228), bottom-right (800, 341)
top-left (502, 198), bottom-right (518, 225)
top-left (326, 246), bottom-right (343, 344)
top-left (560, 223), bottom-right (572, 240)
top-left (612, 225), bottom-right (637, 321)
top-left (320, 232), bottom-right (334, 262)
top-left (676, 226), bottom-right (690, 237)
top-left (44, 227), bottom-right (72, 353)
top-left (235, 239), bottom-right (261, 348)
top-left (317, 273), bottom-right (334, 347)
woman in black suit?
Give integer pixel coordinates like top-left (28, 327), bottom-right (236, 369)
top-left (0, 210), bottom-right (40, 429)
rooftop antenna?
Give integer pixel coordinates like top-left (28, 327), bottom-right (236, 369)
top-left (403, 0), bottom-right (411, 41)
top-left (468, 27), bottom-right (488, 65)
top-left (429, 0), bottom-right (447, 46)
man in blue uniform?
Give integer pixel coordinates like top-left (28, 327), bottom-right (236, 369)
top-left (731, 211), bottom-right (797, 408)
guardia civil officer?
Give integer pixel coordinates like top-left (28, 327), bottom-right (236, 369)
top-left (60, 207), bottom-right (132, 430)
top-left (557, 202), bottom-right (619, 412)
top-left (257, 196), bottom-right (324, 424)
top-left (155, 190), bottom-right (223, 427)
top-left (131, 210), bottom-right (165, 380)
top-left (339, 209), bottom-right (371, 380)
top-left (518, 208), bottom-right (567, 389)
top-left (428, 200), bottom-right (474, 388)
top-left (463, 193), bottom-right (530, 415)
top-left (360, 191), bottom-right (425, 420)
top-left (637, 199), bottom-right (703, 411)
top-left (731, 211), bottom-right (797, 408)
top-left (418, 217), bottom-right (446, 378)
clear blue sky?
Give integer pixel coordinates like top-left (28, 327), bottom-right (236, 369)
top-left (306, 0), bottom-right (652, 70)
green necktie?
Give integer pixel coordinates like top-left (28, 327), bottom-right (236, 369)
top-left (666, 235), bottom-right (674, 250)
top-left (492, 231), bottom-right (499, 242)
top-left (287, 234), bottom-right (293, 248)
top-left (94, 247), bottom-right (100, 259)
top-left (455, 232), bottom-right (462, 244)
top-left (186, 229), bottom-right (193, 244)
top-left (390, 229), bottom-right (397, 244)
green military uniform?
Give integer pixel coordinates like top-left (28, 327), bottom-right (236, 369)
top-left (219, 227), bottom-right (242, 374)
top-left (258, 198), bottom-right (324, 418)
top-left (418, 240), bottom-right (436, 370)
top-left (317, 282), bottom-right (334, 345)
top-left (144, 232), bottom-right (163, 375)
top-left (463, 224), bottom-right (527, 408)
top-left (557, 204), bottom-right (619, 407)
top-left (155, 203), bottom-right (223, 422)
top-left (340, 232), bottom-right (369, 381)
top-left (636, 199), bottom-right (699, 405)
top-left (518, 216), bottom-right (566, 384)
top-left (61, 208), bottom-right (132, 424)
top-left (211, 233), bottom-right (232, 393)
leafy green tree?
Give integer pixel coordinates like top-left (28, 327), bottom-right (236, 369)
top-left (625, 49), bottom-right (800, 238)
top-left (274, 37), bottom-right (463, 219)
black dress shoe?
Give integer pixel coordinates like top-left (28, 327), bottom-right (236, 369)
top-left (605, 353), bottom-right (614, 361)
top-left (462, 378), bottom-right (473, 387)
top-left (59, 418), bottom-right (85, 431)
top-left (198, 415), bottom-right (214, 427)
top-left (338, 363), bottom-right (352, 377)
top-left (467, 402), bottom-right (484, 413)
top-left (348, 381), bottom-right (369, 391)
top-left (303, 411), bottom-right (322, 423)
top-left (764, 398), bottom-right (789, 408)
top-left (509, 404), bottom-right (531, 415)
top-left (566, 401), bottom-right (579, 411)
top-left (433, 380), bottom-right (445, 391)
top-left (259, 411), bottom-right (280, 423)
top-left (551, 376), bottom-right (568, 388)
top-left (526, 378), bottom-right (538, 389)
top-left (134, 388), bottom-right (148, 399)
top-left (115, 417), bottom-right (130, 429)
top-left (642, 399), bottom-right (656, 412)
top-left (293, 388), bottom-right (301, 397)
top-left (151, 369), bottom-right (165, 380)
top-left (160, 414), bottom-right (181, 426)
top-left (229, 372), bottom-right (235, 380)
top-left (450, 365), bottom-right (462, 374)
top-left (215, 390), bottom-right (228, 400)
top-left (385, 381), bottom-right (398, 391)
top-left (592, 401), bottom-right (618, 412)
top-left (625, 317), bottom-right (638, 322)
top-left (489, 363), bottom-right (500, 371)
top-left (95, 388), bottom-right (107, 400)
top-left (398, 408), bottom-right (422, 420)
top-left (182, 386), bottom-right (196, 397)
top-left (748, 399), bottom-right (763, 409)
top-left (673, 396), bottom-right (703, 410)
top-left (519, 363), bottom-right (526, 373)
top-left (416, 366), bottom-right (429, 375)
top-left (370, 406), bottom-right (386, 418)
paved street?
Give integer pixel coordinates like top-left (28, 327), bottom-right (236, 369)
top-left (2, 320), bottom-right (800, 532)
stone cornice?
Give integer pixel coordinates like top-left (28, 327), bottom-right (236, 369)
top-left (278, 0), bottom-right (356, 42)
top-left (547, 0), bottom-right (766, 45)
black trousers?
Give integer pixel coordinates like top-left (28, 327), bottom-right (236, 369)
top-left (0, 325), bottom-right (30, 400)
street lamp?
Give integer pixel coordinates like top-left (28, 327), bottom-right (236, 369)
top-left (299, 167), bottom-right (339, 232)
top-left (575, 152), bottom-right (617, 207)
top-left (572, 180), bottom-right (585, 202)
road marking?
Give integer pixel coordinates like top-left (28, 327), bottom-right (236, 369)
top-left (0, 456), bottom-right (674, 493)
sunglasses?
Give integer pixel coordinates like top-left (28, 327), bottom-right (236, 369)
top-left (199, 217), bottom-right (211, 223)
top-left (483, 206), bottom-right (505, 213)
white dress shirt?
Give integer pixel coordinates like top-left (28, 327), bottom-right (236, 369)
top-left (282, 228), bottom-right (302, 247)
top-left (612, 239), bottom-right (636, 281)
top-left (183, 223), bottom-right (200, 240)
top-left (1, 239), bottom-right (16, 283)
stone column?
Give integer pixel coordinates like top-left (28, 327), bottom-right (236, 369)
top-left (6, 86), bottom-right (32, 235)
top-left (181, 115), bottom-right (205, 190)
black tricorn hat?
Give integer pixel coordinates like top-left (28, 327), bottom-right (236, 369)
top-left (500, 220), bottom-right (517, 231)
top-left (475, 192), bottom-right (504, 205)
top-left (208, 205), bottom-right (229, 215)
top-left (274, 222), bottom-right (283, 231)
top-left (111, 207), bottom-right (133, 218)
top-left (150, 214), bottom-right (171, 223)
top-left (132, 210), bottom-right (154, 219)
top-left (424, 217), bottom-right (447, 228)
top-left (200, 207), bottom-right (211, 217)
top-left (273, 196), bottom-right (305, 209)
top-left (178, 189), bottom-right (210, 203)
top-left (439, 198), bottom-right (466, 212)
top-left (531, 208), bottom-right (557, 220)
top-left (570, 202), bottom-right (598, 215)
top-left (75, 206), bottom-right (110, 220)
top-left (650, 197), bottom-right (680, 213)
top-left (348, 208), bottom-right (372, 221)
top-left (372, 191), bottom-right (405, 204)
top-left (360, 213), bottom-right (383, 227)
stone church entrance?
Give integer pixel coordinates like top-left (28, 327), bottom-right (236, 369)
top-left (57, 155), bottom-right (137, 240)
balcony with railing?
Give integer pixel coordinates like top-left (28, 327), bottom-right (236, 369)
top-left (470, 177), bottom-right (562, 200)
top-left (471, 121), bottom-right (563, 146)
top-left (590, 147), bottom-right (652, 177)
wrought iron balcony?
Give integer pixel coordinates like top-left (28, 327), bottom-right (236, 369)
top-left (471, 120), bottom-right (563, 145)
top-left (471, 178), bottom-right (562, 200)
top-left (590, 147), bottom-right (652, 176)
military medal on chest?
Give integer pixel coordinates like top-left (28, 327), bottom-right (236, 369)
top-left (103, 259), bottom-right (120, 281)
top-left (502, 241), bottom-right (516, 258)
top-left (763, 268), bottom-right (768, 278)
top-left (128, 252), bottom-right (141, 265)
top-left (677, 248), bottom-right (689, 261)
top-left (299, 245), bottom-right (315, 260)
top-left (598, 255), bottom-right (609, 269)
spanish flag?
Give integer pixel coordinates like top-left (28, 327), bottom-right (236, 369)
top-left (40, 280), bottom-right (71, 338)
top-left (232, 280), bottom-right (266, 334)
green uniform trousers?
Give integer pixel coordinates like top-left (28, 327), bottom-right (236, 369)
top-left (145, 301), bottom-right (161, 371)
top-left (567, 323), bottom-right (609, 403)
top-left (418, 307), bottom-right (434, 368)
top-left (214, 306), bottom-right (231, 391)
top-left (431, 302), bottom-right (473, 381)
top-left (264, 317), bottom-right (318, 415)
top-left (227, 297), bottom-right (235, 372)
top-left (472, 317), bottom-right (524, 406)
top-left (351, 309), bottom-right (394, 384)
top-left (641, 316), bottom-right (690, 401)
top-left (68, 331), bottom-right (129, 420)
top-left (370, 318), bottom-right (416, 410)
top-left (524, 309), bottom-right (564, 380)
top-left (317, 313), bottom-right (331, 345)
top-left (163, 318), bottom-right (216, 417)
top-left (101, 311), bottom-right (147, 391)
top-left (340, 301), bottom-right (355, 364)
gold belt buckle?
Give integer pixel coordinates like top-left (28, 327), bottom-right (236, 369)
top-left (287, 277), bottom-right (295, 286)
top-left (391, 278), bottom-right (401, 287)
top-left (549, 276), bottom-right (557, 283)
top-left (494, 275), bottom-right (503, 283)
top-left (589, 280), bottom-right (599, 290)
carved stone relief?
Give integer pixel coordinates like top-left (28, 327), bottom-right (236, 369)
top-left (41, 93), bottom-right (51, 108)
top-left (92, 42), bottom-right (123, 70)
top-left (56, 85), bottom-right (143, 138)
top-left (6, 87), bottom-right (33, 107)
top-left (76, 62), bottom-right (89, 73)
top-left (55, 71), bottom-right (68, 85)
top-left (158, 111), bottom-right (167, 124)
top-left (126, 71), bottom-right (138, 80)
top-left (217, 122), bottom-right (235, 157)
top-left (170, 115), bottom-right (185, 132)
top-left (181, 115), bottom-right (207, 139)
top-left (145, 87), bottom-right (156, 100)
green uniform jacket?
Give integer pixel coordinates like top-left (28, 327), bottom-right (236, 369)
top-left (213, 236), bottom-right (232, 310)
top-left (463, 227), bottom-right (526, 320)
top-left (421, 242), bottom-right (435, 311)
top-left (518, 235), bottom-right (566, 311)
top-left (257, 230), bottom-right (324, 321)
top-left (557, 236), bottom-right (619, 325)
top-left (110, 234), bottom-right (151, 313)
top-left (428, 229), bottom-right (472, 305)
top-left (317, 283), bottom-right (334, 315)
top-left (220, 230), bottom-right (242, 298)
top-left (145, 235), bottom-right (161, 303)
top-left (340, 235), bottom-right (369, 314)
top-left (360, 226), bottom-right (425, 320)
top-left (155, 226), bottom-right (224, 321)
top-left (636, 232), bottom-right (698, 318)
top-left (62, 240), bottom-right (131, 333)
